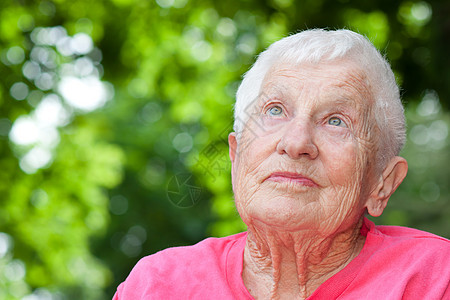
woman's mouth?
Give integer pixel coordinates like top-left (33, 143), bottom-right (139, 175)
top-left (265, 172), bottom-right (318, 187)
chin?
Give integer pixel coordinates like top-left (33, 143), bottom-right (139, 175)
top-left (244, 200), bottom-right (320, 232)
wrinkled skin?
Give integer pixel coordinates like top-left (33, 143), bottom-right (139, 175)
top-left (229, 60), bottom-right (408, 299)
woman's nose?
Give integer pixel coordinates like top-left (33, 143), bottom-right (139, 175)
top-left (276, 120), bottom-right (319, 160)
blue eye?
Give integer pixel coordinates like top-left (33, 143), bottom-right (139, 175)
top-left (268, 106), bottom-right (283, 116)
top-left (328, 117), bottom-right (346, 127)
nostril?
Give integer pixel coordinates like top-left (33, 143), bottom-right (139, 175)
top-left (276, 128), bottom-right (318, 159)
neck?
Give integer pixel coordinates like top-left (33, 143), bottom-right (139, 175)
top-left (242, 218), bottom-right (366, 300)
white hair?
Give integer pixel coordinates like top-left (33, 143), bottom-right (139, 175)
top-left (234, 29), bottom-right (406, 165)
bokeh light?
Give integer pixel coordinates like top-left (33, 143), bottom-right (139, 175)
top-left (8, 26), bottom-right (113, 174)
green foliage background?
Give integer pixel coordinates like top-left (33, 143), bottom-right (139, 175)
top-left (0, 0), bottom-right (449, 299)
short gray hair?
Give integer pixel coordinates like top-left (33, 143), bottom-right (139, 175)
top-left (234, 29), bottom-right (406, 166)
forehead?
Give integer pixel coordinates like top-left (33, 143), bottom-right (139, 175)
top-left (261, 60), bottom-right (374, 108)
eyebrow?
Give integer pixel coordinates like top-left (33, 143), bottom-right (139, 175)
top-left (324, 96), bottom-right (358, 106)
top-left (316, 91), bottom-right (362, 110)
top-left (259, 74), bottom-right (369, 113)
top-left (257, 84), bottom-right (292, 107)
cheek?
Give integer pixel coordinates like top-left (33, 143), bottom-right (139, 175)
top-left (237, 120), bottom-right (279, 170)
top-left (233, 129), bottom-right (277, 194)
top-left (317, 131), bottom-right (369, 223)
top-left (316, 130), bottom-right (360, 186)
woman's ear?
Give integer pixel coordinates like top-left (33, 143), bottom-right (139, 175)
top-left (228, 132), bottom-right (238, 188)
top-left (228, 132), bottom-right (237, 163)
top-left (366, 156), bottom-right (408, 217)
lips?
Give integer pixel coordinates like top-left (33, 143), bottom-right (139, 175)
top-left (265, 172), bottom-right (318, 187)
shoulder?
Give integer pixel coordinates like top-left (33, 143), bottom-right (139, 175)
top-left (372, 223), bottom-right (449, 253)
top-left (338, 220), bottom-right (450, 298)
top-left (364, 219), bottom-right (450, 279)
top-left (114, 232), bottom-right (247, 299)
top-left (367, 220), bottom-right (450, 266)
top-left (369, 222), bottom-right (449, 294)
top-left (133, 232), bottom-right (246, 273)
top-left (375, 223), bottom-right (449, 241)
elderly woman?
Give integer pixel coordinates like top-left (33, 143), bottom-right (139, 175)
top-left (114, 29), bottom-right (450, 299)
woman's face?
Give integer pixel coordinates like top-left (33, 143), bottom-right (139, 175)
top-left (230, 60), bottom-right (381, 236)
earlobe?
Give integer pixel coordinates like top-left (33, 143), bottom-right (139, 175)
top-left (367, 156), bottom-right (408, 217)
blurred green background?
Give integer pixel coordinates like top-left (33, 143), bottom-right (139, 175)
top-left (0, 0), bottom-right (449, 299)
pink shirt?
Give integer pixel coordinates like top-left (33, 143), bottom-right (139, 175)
top-left (113, 218), bottom-right (450, 299)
